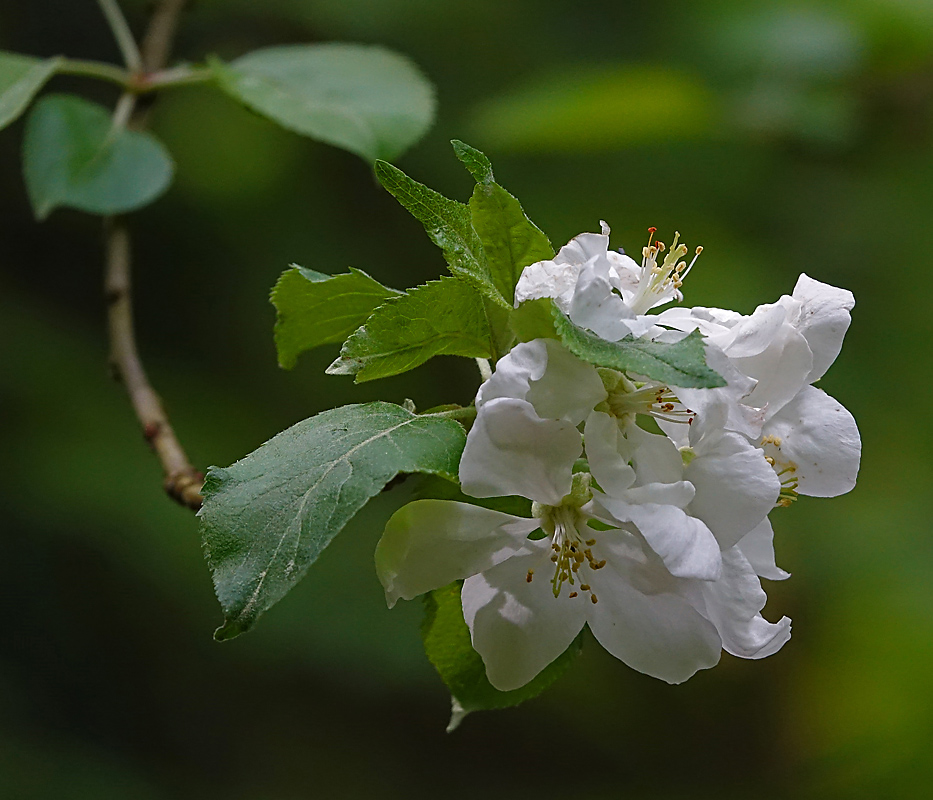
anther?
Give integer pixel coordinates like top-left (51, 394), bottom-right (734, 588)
top-left (569, 592), bottom-right (578, 599)
top-left (591, 594), bottom-right (599, 604)
top-left (526, 570), bottom-right (534, 583)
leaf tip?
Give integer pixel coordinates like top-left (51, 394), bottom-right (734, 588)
top-left (446, 697), bottom-right (470, 733)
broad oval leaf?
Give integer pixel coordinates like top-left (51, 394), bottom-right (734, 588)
top-left (211, 44), bottom-right (435, 162)
top-left (0, 50), bottom-right (61, 131)
top-left (326, 276), bottom-right (494, 382)
top-left (22, 94), bottom-right (174, 220)
top-left (423, 582), bottom-right (583, 731)
top-left (200, 402), bottom-right (466, 640)
top-left (552, 308), bottom-right (726, 389)
top-left (272, 266), bottom-right (402, 369)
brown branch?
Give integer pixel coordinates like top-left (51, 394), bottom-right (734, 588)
top-left (104, 0), bottom-right (201, 510)
top-left (139, 0), bottom-right (188, 73)
top-left (105, 218), bottom-right (204, 510)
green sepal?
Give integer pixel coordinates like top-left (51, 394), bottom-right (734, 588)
top-left (552, 308), bottom-right (726, 388)
top-left (200, 402), bottom-right (466, 640)
top-left (422, 582), bottom-right (583, 731)
top-left (271, 266), bottom-right (402, 369)
top-left (327, 276), bottom-right (494, 382)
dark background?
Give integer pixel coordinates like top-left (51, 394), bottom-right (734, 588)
top-left (2, 1), bottom-right (932, 797)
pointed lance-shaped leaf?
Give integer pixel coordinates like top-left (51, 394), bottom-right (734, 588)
top-left (200, 402), bottom-right (466, 640)
top-left (553, 307), bottom-right (726, 389)
top-left (327, 276), bottom-right (494, 382)
top-left (272, 266), bottom-right (402, 369)
top-left (452, 140), bottom-right (554, 305)
top-left (373, 159), bottom-right (508, 308)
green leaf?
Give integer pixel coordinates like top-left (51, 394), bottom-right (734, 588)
top-left (22, 94), bottom-right (174, 220)
top-left (553, 309), bottom-right (726, 389)
top-left (0, 51), bottom-right (61, 131)
top-left (271, 266), bottom-right (402, 369)
top-left (327, 276), bottom-right (493, 382)
top-left (374, 159), bottom-right (508, 308)
top-left (510, 297), bottom-right (559, 343)
top-left (452, 140), bottom-right (554, 305)
top-left (200, 402), bottom-right (466, 640)
top-left (210, 44), bottom-right (435, 162)
top-left (467, 65), bottom-right (713, 153)
top-left (422, 583), bottom-right (583, 731)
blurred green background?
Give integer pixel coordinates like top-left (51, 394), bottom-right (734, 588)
top-left (2, 0), bottom-right (931, 797)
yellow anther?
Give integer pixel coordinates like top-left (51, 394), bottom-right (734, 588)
top-left (580, 584), bottom-right (591, 591)
top-left (591, 594), bottom-right (599, 604)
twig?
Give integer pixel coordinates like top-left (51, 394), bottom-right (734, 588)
top-left (139, 0), bottom-right (188, 73)
top-left (104, 219), bottom-right (204, 509)
top-left (103, 0), bottom-right (201, 510)
top-left (96, 0), bottom-right (143, 72)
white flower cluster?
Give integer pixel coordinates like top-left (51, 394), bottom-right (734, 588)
top-left (377, 224), bottom-right (860, 691)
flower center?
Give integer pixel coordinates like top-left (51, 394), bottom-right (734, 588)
top-left (629, 228), bottom-right (702, 315)
top-left (528, 475), bottom-right (606, 602)
top-left (761, 434), bottom-right (799, 507)
top-left (600, 369), bottom-right (695, 427)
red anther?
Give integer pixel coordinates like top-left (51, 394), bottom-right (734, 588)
top-left (648, 227), bottom-right (657, 233)
top-left (143, 421), bottom-right (161, 441)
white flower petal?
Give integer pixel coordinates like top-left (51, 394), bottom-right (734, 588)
top-left (568, 263), bottom-right (636, 341)
top-left (737, 518), bottom-right (790, 581)
top-left (525, 342), bottom-right (607, 424)
top-left (586, 533), bottom-right (722, 683)
top-left (595, 493), bottom-right (722, 581)
top-left (791, 273), bottom-right (855, 383)
top-left (736, 325), bottom-right (814, 418)
top-left (476, 339), bottom-right (605, 425)
top-left (715, 302), bottom-right (787, 359)
top-left (672, 344), bottom-right (764, 440)
top-left (763, 385), bottom-right (861, 497)
top-left (514, 261), bottom-right (581, 311)
top-left (460, 397), bottom-right (581, 504)
top-left (375, 500), bottom-right (538, 607)
top-left (686, 431), bottom-right (781, 548)
top-left (621, 424), bottom-right (685, 485)
top-left (583, 412), bottom-right (636, 496)
top-left (694, 546), bottom-right (791, 659)
top-left (462, 542), bottom-right (586, 691)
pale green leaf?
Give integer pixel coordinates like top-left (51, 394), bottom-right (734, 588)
top-left (22, 94), bottom-right (173, 220)
top-left (553, 309), bottom-right (726, 389)
top-left (211, 44), bottom-right (435, 161)
top-left (373, 159), bottom-right (508, 308)
top-left (0, 51), bottom-right (61, 131)
top-left (468, 65), bottom-right (713, 153)
top-left (327, 277), bottom-right (493, 382)
top-left (272, 266), bottom-right (402, 369)
top-left (422, 582), bottom-right (583, 731)
top-left (200, 402), bottom-right (466, 640)
top-left (452, 140), bottom-right (554, 304)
